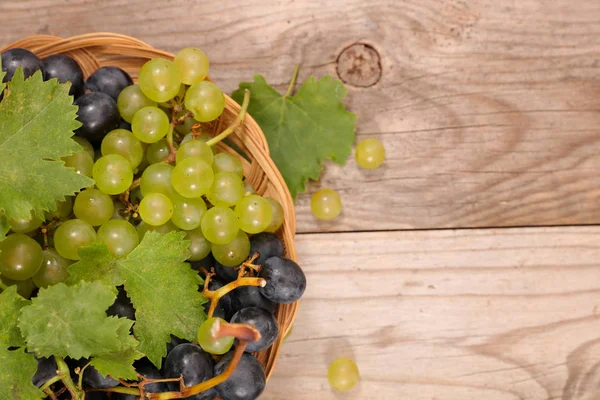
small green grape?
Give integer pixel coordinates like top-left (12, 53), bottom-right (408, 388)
top-left (32, 248), bottom-right (72, 288)
top-left (139, 193), bottom-right (174, 226)
top-left (234, 195), bottom-right (272, 234)
top-left (174, 47), bottom-right (210, 86)
top-left (171, 193), bottom-right (207, 231)
top-left (44, 197), bottom-right (74, 221)
top-left (131, 106), bottom-right (170, 144)
top-left (117, 84), bottom-right (157, 123)
top-left (53, 219), bottom-right (97, 261)
top-left (355, 138), bottom-right (385, 169)
top-left (175, 111), bottom-right (199, 135)
top-left (200, 206), bottom-right (239, 245)
top-left (101, 129), bottom-right (144, 168)
top-left (197, 317), bottom-right (234, 355)
top-left (63, 149), bottom-right (94, 177)
top-left (146, 139), bottom-right (170, 164)
top-left (184, 81), bottom-right (225, 122)
top-left (264, 197), bottom-right (284, 233)
top-left (0, 233), bottom-right (44, 280)
top-left (73, 188), bottom-right (114, 226)
top-left (93, 154), bottom-right (133, 195)
top-left (140, 162), bottom-right (174, 197)
top-left (328, 358), bottom-right (359, 392)
top-left (212, 152), bottom-right (243, 178)
top-left (9, 214), bottom-right (43, 233)
top-left (243, 183), bottom-right (256, 196)
top-left (176, 139), bottom-right (214, 165)
top-left (185, 227), bottom-right (212, 261)
top-left (171, 157), bottom-right (214, 198)
top-left (73, 136), bottom-right (95, 159)
top-left (97, 220), bottom-right (139, 258)
top-left (211, 229), bottom-right (250, 267)
top-left (1, 276), bottom-right (36, 298)
top-left (310, 188), bottom-right (342, 220)
top-left (138, 59), bottom-right (182, 103)
top-left (207, 171), bottom-right (245, 208)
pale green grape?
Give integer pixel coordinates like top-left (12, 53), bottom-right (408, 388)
top-left (1, 276), bottom-right (35, 298)
top-left (73, 188), bottom-right (114, 226)
top-left (32, 248), bottom-right (72, 288)
top-left (328, 358), bottom-right (359, 392)
top-left (139, 193), bottom-right (173, 226)
top-left (310, 188), bottom-right (342, 220)
top-left (131, 106), bottom-right (170, 143)
top-left (112, 200), bottom-right (127, 220)
top-left (234, 195), bottom-right (273, 234)
top-left (101, 129), bottom-right (144, 168)
top-left (184, 81), bottom-right (225, 122)
top-left (181, 132), bottom-right (212, 145)
top-left (197, 317), bottom-right (234, 355)
top-left (174, 47), bottom-right (210, 86)
top-left (117, 84), bottom-right (157, 123)
top-left (146, 139), bottom-right (170, 164)
top-left (212, 152), bottom-right (243, 178)
top-left (200, 206), bottom-right (239, 245)
top-left (44, 197), bottom-right (73, 221)
top-left (243, 183), bottom-right (256, 196)
top-left (185, 227), bottom-right (212, 261)
top-left (355, 138), bottom-right (385, 169)
top-left (207, 171), bottom-right (244, 208)
top-left (211, 229), bottom-right (250, 267)
top-left (175, 111), bottom-right (199, 135)
top-left (54, 219), bottom-right (97, 260)
top-left (171, 193), bottom-right (207, 231)
top-left (0, 233), bottom-right (44, 280)
top-left (93, 154), bottom-right (133, 195)
top-left (9, 213), bottom-right (43, 233)
top-left (171, 157), bottom-right (214, 198)
top-left (176, 139), bottom-right (213, 165)
top-left (140, 162), bottom-right (174, 197)
top-left (158, 84), bottom-right (186, 109)
top-left (63, 148), bottom-right (94, 177)
top-left (138, 59), bottom-right (182, 103)
top-left (136, 220), bottom-right (179, 239)
top-left (264, 197), bottom-right (284, 233)
top-left (73, 136), bottom-right (95, 159)
top-left (97, 220), bottom-right (139, 258)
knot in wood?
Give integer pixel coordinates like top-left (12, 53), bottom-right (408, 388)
top-left (336, 43), bottom-right (382, 87)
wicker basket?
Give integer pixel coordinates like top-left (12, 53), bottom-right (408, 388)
top-left (1, 33), bottom-right (298, 381)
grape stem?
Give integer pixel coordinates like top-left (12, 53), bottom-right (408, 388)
top-left (77, 361), bottom-right (91, 389)
top-left (202, 272), bottom-right (266, 319)
top-left (205, 89), bottom-right (251, 147)
top-left (55, 356), bottom-right (85, 400)
top-left (39, 374), bottom-right (62, 392)
top-left (164, 124), bottom-right (178, 163)
top-left (285, 64), bottom-right (300, 97)
top-left (42, 387), bottom-right (58, 400)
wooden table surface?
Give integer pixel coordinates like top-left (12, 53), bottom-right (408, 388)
top-left (2, 1), bottom-right (600, 398)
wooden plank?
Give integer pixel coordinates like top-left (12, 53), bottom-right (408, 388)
top-left (263, 227), bottom-right (600, 399)
top-left (1, 1), bottom-right (599, 233)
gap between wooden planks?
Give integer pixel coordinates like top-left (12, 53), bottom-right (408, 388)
top-left (263, 227), bottom-right (600, 400)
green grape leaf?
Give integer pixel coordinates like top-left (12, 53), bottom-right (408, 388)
top-left (90, 318), bottom-right (142, 381)
top-left (0, 62), bottom-right (5, 94)
top-left (0, 214), bottom-right (9, 242)
top-left (0, 347), bottom-right (44, 400)
top-left (68, 231), bottom-right (207, 368)
top-left (18, 282), bottom-right (123, 359)
top-left (0, 286), bottom-right (29, 348)
top-left (0, 69), bottom-right (93, 221)
top-left (232, 74), bottom-right (356, 199)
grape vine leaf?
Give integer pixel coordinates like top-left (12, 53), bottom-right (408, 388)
top-left (0, 347), bottom-right (44, 400)
top-left (0, 68), bottom-right (6, 95)
top-left (0, 214), bottom-right (9, 242)
top-left (0, 69), bottom-right (93, 222)
top-left (68, 231), bottom-right (208, 368)
top-left (18, 282), bottom-right (124, 360)
top-left (0, 286), bottom-right (29, 348)
top-left (232, 74), bottom-right (356, 199)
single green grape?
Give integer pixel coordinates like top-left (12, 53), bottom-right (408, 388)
top-left (139, 193), bottom-right (174, 226)
top-left (97, 220), bottom-right (139, 258)
top-left (0, 233), bottom-right (44, 280)
top-left (243, 183), bottom-right (256, 196)
top-left (200, 206), bottom-right (239, 245)
top-left (93, 154), bottom-right (133, 195)
top-left (1, 276), bottom-right (35, 298)
top-left (140, 162), bottom-right (174, 197)
top-left (185, 227), bottom-right (212, 261)
top-left (32, 248), bottom-right (72, 288)
top-left (9, 214), bottom-right (43, 233)
top-left (184, 81), bottom-right (225, 122)
top-left (53, 219), bottom-right (97, 261)
top-left (207, 171), bottom-right (245, 208)
top-left (310, 188), bottom-right (342, 220)
top-left (212, 152), bottom-right (243, 178)
top-left (73, 136), bottom-right (95, 159)
top-left (171, 157), bottom-right (214, 198)
top-left (117, 84), bottom-right (157, 123)
top-left (171, 193), bottom-right (207, 231)
top-left (182, 132), bottom-right (212, 145)
top-left (44, 197), bottom-right (74, 221)
top-left (211, 229), bottom-right (250, 267)
top-left (146, 139), bottom-right (170, 164)
top-left (136, 220), bottom-right (179, 239)
top-left (175, 111), bottom-right (199, 135)
top-left (328, 358), bottom-right (360, 392)
top-left (73, 188), bottom-right (114, 226)
top-left (138, 58), bottom-right (182, 103)
top-left (176, 139), bottom-right (214, 165)
top-left (174, 47), bottom-right (210, 86)
top-left (101, 129), bottom-right (144, 168)
top-left (197, 317), bottom-right (234, 355)
top-left (264, 197), bottom-right (284, 233)
top-left (131, 106), bottom-right (170, 144)
top-left (234, 195), bottom-right (273, 234)
top-left (355, 138), bottom-right (385, 169)
top-left (63, 148), bottom-right (94, 177)
top-left (158, 84), bottom-right (186, 109)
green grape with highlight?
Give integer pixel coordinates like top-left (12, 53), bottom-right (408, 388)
top-left (32, 248), bottom-right (72, 288)
top-left (185, 227), bottom-right (212, 261)
top-left (0, 233), bottom-right (44, 280)
top-left (264, 197), bottom-right (284, 233)
top-left (9, 214), bottom-right (43, 234)
top-left (139, 193), bottom-right (174, 226)
top-left (176, 139), bottom-right (213, 165)
top-left (140, 162), bottom-right (174, 197)
top-left (211, 229), bottom-right (250, 267)
top-left (63, 148), bottom-right (94, 177)
top-left (131, 106), bottom-right (170, 143)
top-left (200, 206), bottom-right (239, 245)
top-left (97, 220), bottom-right (139, 258)
top-left (234, 195), bottom-right (273, 234)
top-left (93, 154), bottom-right (133, 195)
top-left (138, 59), bottom-right (182, 103)
top-left (101, 129), bottom-right (144, 168)
top-left (171, 157), bottom-right (214, 198)
top-left (174, 47), bottom-right (210, 85)
top-left (328, 358), bottom-right (360, 392)
top-left (53, 219), bottom-right (97, 261)
top-left (310, 188), bottom-right (342, 220)
top-left (212, 152), bottom-right (243, 178)
top-left (184, 81), bottom-right (225, 122)
top-left (146, 139), bottom-right (170, 164)
top-left (197, 317), bottom-right (234, 355)
top-left (171, 193), bottom-right (207, 231)
top-left (73, 188), bottom-right (114, 226)
top-left (44, 197), bottom-right (73, 221)
top-left (117, 84), bottom-right (157, 123)
top-left (206, 171), bottom-right (245, 208)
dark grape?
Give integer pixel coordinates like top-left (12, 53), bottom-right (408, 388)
top-left (259, 257), bottom-right (306, 304)
top-left (1, 48), bottom-right (43, 82)
top-left (32, 356), bottom-right (57, 388)
top-left (106, 285), bottom-right (136, 320)
top-left (82, 364), bottom-right (119, 389)
top-left (164, 343), bottom-right (215, 400)
top-left (190, 253), bottom-right (215, 273)
top-left (74, 92), bottom-right (120, 145)
top-left (42, 54), bottom-right (84, 98)
top-left (231, 286), bottom-right (277, 315)
top-left (134, 357), bottom-right (169, 393)
top-left (213, 260), bottom-right (238, 283)
top-left (249, 232), bottom-right (284, 265)
top-left (85, 392), bottom-right (109, 400)
top-left (230, 307), bottom-right (279, 352)
top-left (118, 119), bottom-right (132, 130)
top-left (85, 66), bottom-right (133, 101)
top-left (214, 352), bottom-right (266, 400)
top-left (208, 278), bottom-right (233, 317)
top-left (166, 334), bottom-right (189, 356)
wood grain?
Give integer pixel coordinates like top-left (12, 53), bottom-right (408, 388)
top-left (263, 227), bottom-right (600, 399)
top-left (2, 0), bottom-right (600, 232)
